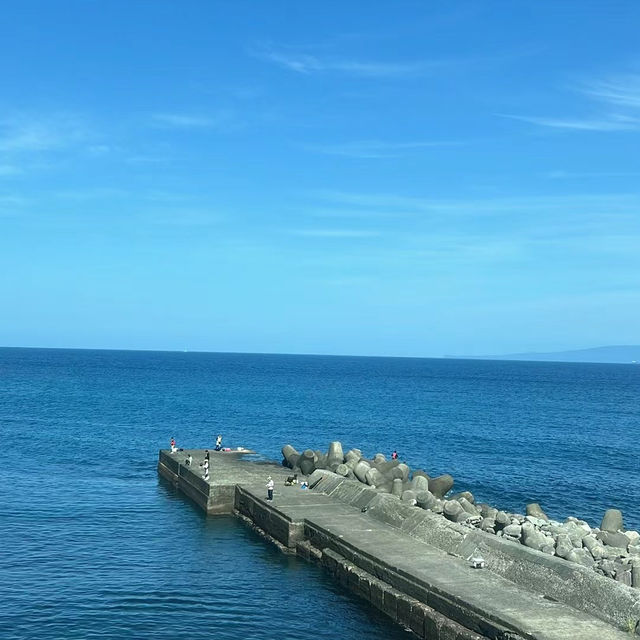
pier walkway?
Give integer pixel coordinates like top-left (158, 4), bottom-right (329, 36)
top-left (158, 449), bottom-right (633, 640)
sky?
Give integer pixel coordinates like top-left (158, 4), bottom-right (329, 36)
top-left (1, 0), bottom-right (639, 357)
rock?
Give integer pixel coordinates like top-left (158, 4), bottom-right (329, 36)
top-left (353, 460), bottom-right (371, 483)
top-left (314, 452), bottom-right (328, 469)
top-left (415, 490), bottom-right (437, 510)
top-left (481, 518), bottom-right (496, 534)
top-left (525, 515), bottom-right (547, 528)
top-left (450, 491), bottom-right (475, 504)
top-left (494, 511), bottom-right (510, 530)
top-left (376, 483), bottom-right (392, 494)
top-left (601, 509), bottom-right (624, 533)
top-left (583, 535), bottom-right (606, 561)
top-left (458, 497), bottom-right (479, 515)
top-left (597, 530), bottom-right (630, 550)
top-left (479, 504), bottom-right (497, 519)
top-left (598, 559), bottom-right (616, 578)
top-left (626, 530), bottom-right (640, 545)
top-left (443, 500), bottom-right (467, 523)
top-left (602, 546), bottom-right (629, 560)
top-left (569, 548), bottom-right (596, 568)
top-left (373, 453), bottom-right (386, 464)
top-left (412, 470), bottom-right (430, 480)
top-left (281, 444), bottom-right (300, 469)
top-left (526, 503), bottom-right (549, 521)
top-left (410, 475), bottom-right (430, 492)
top-left (390, 467), bottom-right (405, 480)
top-left (629, 543), bottom-right (640, 556)
top-left (428, 474), bottom-right (454, 498)
top-left (365, 467), bottom-right (386, 487)
top-left (503, 523), bottom-right (522, 539)
top-left (396, 463), bottom-right (410, 482)
top-left (555, 534), bottom-right (573, 559)
top-left (298, 449), bottom-right (317, 475)
top-left (614, 563), bottom-right (632, 586)
top-left (522, 523), bottom-right (546, 551)
top-left (344, 449), bottom-right (362, 465)
top-left (563, 521), bottom-right (589, 548)
top-left (374, 460), bottom-right (400, 474)
top-left (327, 441), bottom-right (344, 468)
top-left (401, 490), bottom-right (417, 504)
top-left (335, 463), bottom-right (349, 477)
top-left (391, 478), bottom-right (403, 497)
top-left (631, 559), bottom-right (640, 587)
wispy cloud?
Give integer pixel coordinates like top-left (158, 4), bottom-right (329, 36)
top-left (304, 139), bottom-right (460, 158)
top-left (502, 71), bottom-right (640, 132)
top-left (254, 46), bottom-right (443, 78)
top-left (582, 74), bottom-right (640, 108)
top-left (151, 113), bottom-right (216, 128)
top-left (150, 112), bottom-right (236, 130)
top-left (500, 113), bottom-right (640, 132)
top-left (0, 115), bottom-right (89, 152)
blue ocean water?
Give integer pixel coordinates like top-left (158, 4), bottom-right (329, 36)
top-left (1, 347), bottom-right (639, 639)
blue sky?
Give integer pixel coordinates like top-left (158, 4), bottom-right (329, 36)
top-left (1, 1), bottom-right (639, 356)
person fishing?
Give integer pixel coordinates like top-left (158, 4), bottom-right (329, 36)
top-left (266, 476), bottom-right (274, 501)
top-left (215, 434), bottom-right (223, 451)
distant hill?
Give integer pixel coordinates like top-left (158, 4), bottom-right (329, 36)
top-left (449, 345), bottom-right (640, 364)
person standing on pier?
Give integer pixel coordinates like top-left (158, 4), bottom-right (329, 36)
top-left (170, 437), bottom-right (177, 453)
top-left (215, 434), bottom-right (223, 451)
top-left (266, 476), bottom-right (274, 501)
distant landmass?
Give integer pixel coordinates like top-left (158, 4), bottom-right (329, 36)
top-left (448, 345), bottom-right (640, 364)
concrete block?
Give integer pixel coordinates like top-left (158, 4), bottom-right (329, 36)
top-left (382, 586), bottom-right (399, 621)
top-left (369, 580), bottom-right (385, 611)
top-left (396, 596), bottom-right (413, 630)
top-left (409, 602), bottom-right (426, 637)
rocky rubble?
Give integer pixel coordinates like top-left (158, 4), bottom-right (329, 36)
top-left (282, 441), bottom-right (640, 588)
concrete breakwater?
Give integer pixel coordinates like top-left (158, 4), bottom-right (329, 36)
top-left (282, 442), bottom-right (640, 590)
top-left (158, 447), bottom-right (638, 639)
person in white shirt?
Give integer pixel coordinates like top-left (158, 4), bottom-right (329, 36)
top-left (266, 476), bottom-right (274, 501)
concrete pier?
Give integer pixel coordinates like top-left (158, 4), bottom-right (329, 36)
top-left (158, 449), bottom-right (636, 640)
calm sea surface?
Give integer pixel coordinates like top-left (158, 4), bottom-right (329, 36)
top-left (1, 348), bottom-right (639, 639)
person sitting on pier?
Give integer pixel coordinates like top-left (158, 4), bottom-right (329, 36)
top-left (185, 454), bottom-right (193, 466)
top-left (284, 473), bottom-right (298, 486)
top-left (214, 434), bottom-right (223, 451)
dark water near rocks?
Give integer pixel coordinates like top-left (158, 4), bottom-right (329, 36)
top-left (1, 348), bottom-right (639, 639)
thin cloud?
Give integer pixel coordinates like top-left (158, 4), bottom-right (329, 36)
top-left (304, 139), bottom-right (460, 158)
top-left (0, 115), bottom-right (89, 152)
top-left (503, 71), bottom-right (640, 132)
top-left (254, 46), bottom-right (443, 78)
top-left (581, 74), bottom-right (640, 108)
top-left (151, 113), bottom-right (218, 128)
top-left (499, 113), bottom-right (640, 132)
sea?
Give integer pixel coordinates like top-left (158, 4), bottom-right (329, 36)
top-left (1, 347), bottom-right (638, 639)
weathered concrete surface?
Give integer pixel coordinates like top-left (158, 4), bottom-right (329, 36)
top-left (307, 469), bottom-right (640, 633)
top-left (157, 449), bottom-right (291, 514)
top-left (158, 450), bottom-right (633, 640)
